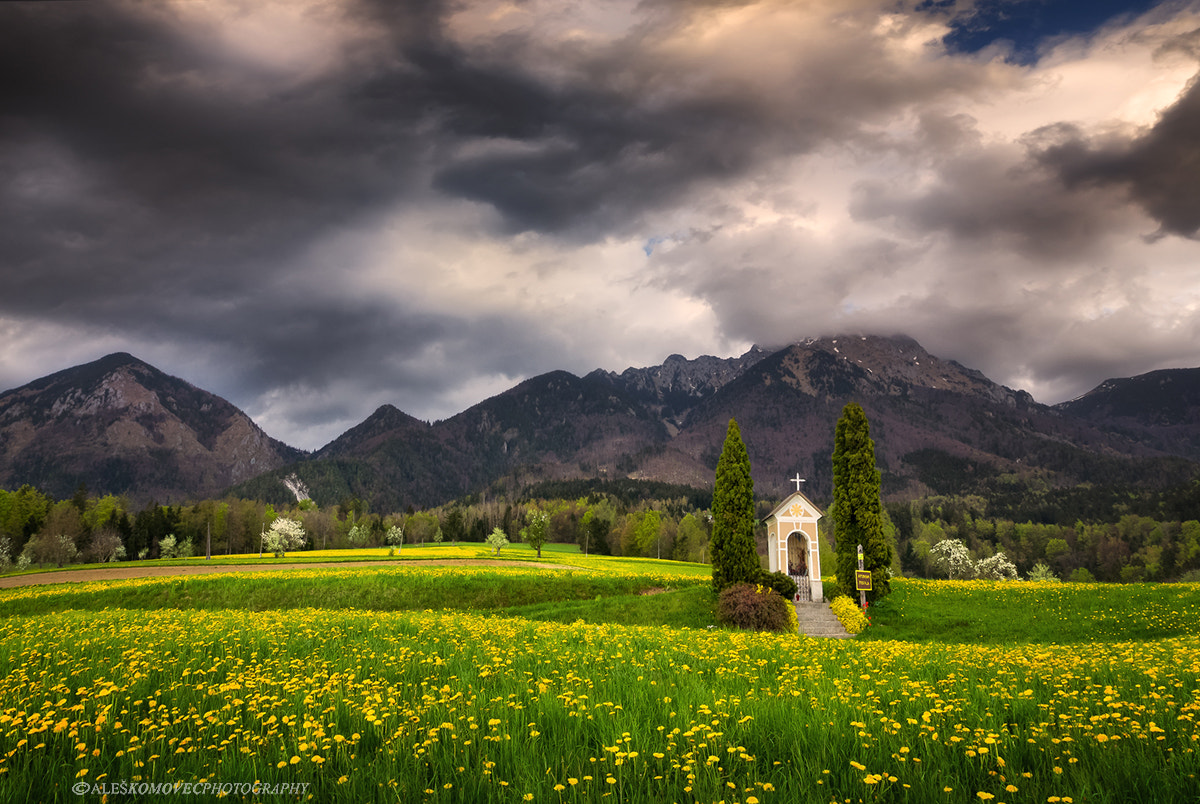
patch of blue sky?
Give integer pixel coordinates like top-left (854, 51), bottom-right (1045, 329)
top-left (643, 235), bottom-right (668, 256)
top-left (933, 0), bottom-right (1164, 64)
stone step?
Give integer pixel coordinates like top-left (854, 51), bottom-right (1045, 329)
top-left (794, 601), bottom-right (853, 638)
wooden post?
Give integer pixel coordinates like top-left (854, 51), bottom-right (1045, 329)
top-left (857, 544), bottom-right (866, 612)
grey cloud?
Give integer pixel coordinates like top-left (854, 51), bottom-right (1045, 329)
top-left (1031, 71), bottom-right (1200, 239)
top-left (849, 115), bottom-right (1136, 260)
top-left (410, 2), bottom-right (1001, 237)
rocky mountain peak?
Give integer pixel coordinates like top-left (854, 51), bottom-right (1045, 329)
top-left (0, 353), bottom-right (302, 503)
top-left (768, 335), bottom-right (1029, 407)
top-left (592, 346), bottom-right (769, 428)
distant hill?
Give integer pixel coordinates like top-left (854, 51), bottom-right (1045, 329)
top-left (0, 353), bottom-right (304, 503)
top-left (5, 339), bottom-right (1200, 511)
top-left (1054, 368), bottom-right (1200, 461)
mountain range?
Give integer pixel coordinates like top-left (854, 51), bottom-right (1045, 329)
top-left (2, 336), bottom-right (1199, 510)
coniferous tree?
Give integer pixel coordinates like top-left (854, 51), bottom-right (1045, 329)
top-left (832, 402), bottom-right (893, 601)
top-left (710, 418), bottom-right (760, 591)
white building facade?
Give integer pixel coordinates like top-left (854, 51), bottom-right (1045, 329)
top-left (764, 490), bottom-right (824, 603)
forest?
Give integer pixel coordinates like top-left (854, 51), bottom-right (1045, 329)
top-left (2, 477), bottom-right (1199, 583)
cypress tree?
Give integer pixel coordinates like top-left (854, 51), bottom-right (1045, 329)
top-left (832, 402), bottom-right (893, 601)
top-left (711, 418), bottom-right (760, 591)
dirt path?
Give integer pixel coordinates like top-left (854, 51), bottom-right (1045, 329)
top-left (0, 559), bottom-right (575, 589)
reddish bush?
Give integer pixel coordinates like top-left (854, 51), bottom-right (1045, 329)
top-left (716, 582), bottom-right (792, 632)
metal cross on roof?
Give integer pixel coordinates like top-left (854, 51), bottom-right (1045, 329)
top-left (791, 473), bottom-right (805, 492)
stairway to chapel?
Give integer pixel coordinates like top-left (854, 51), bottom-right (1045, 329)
top-left (794, 601), bottom-right (854, 638)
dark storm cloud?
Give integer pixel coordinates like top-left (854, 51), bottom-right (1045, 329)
top-left (0, 1), bottom-right (426, 307)
top-left (0, 0), bottom-right (997, 337)
top-left (1031, 71), bottom-right (1200, 239)
top-left (380, 0), bottom-right (996, 237)
top-left (2, 0), bottom-right (1199, 448)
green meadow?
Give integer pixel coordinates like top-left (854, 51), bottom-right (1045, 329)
top-left (0, 552), bottom-right (1196, 803)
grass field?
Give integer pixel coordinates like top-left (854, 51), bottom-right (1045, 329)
top-left (0, 556), bottom-right (1197, 802)
top-left (861, 577), bottom-right (1200, 644)
top-left (0, 542), bottom-right (712, 580)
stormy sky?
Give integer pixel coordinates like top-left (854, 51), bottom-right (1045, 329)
top-left (2, 0), bottom-right (1199, 450)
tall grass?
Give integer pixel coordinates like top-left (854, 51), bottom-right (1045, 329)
top-left (2, 542), bottom-right (711, 579)
top-left (0, 606), bottom-right (1196, 803)
top-left (862, 578), bottom-right (1200, 643)
top-left (0, 566), bottom-right (708, 619)
top-left (1, 572), bottom-right (1198, 802)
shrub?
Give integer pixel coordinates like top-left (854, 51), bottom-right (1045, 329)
top-left (758, 570), bottom-right (798, 601)
top-left (976, 552), bottom-right (1019, 581)
top-left (829, 595), bottom-right (869, 634)
top-left (716, 583), bottom-right (793, 632)
top-left (783, 598), bottom-right (799, 633)
top-left (1027, 562), bottom-right (1059, 582)
top-left (20, 533), bottom-right (78, 568)
top-left (160, 534), bottom-right (193, 559)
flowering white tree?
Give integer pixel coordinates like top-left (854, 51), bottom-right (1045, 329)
top-left (385, 525), bottom-right (404, 550)
top-left (347, 523), bottom-right (370, 548)
top-left (486, 527), bottom-right (509, 556)
top-left (930, 539), bottom-right (1022, 581)
top-left (976, 552), bottom-right (1019, 580)
top-left (929, 538), bottom-right (976, 580)
top-left (264, 518), bottom-right (306, 558)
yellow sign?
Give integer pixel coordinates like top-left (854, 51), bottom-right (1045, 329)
top-left (855, 570), bottom-right (873, 591)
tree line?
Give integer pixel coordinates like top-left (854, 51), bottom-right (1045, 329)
top-left (888, 495), bottom-right (1200, 582)
top-left (3, 467), bottom-right (1198, 583)
top-left (0, 482), bottom-right (719, 571)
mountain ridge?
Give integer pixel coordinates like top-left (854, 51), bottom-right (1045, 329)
top-left (3, 338), bottom-right (1199, 509)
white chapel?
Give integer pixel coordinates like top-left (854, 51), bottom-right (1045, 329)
top-left (764, 478), bottom-right (824, 602)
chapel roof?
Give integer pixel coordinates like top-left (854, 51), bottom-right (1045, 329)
top-left (766, 489), bottom-right (824, 521)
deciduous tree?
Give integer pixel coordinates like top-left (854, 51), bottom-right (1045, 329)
top-left (486, 527), bottom-right (509, 556)
top-left (264, 518), bottom-right (305, 558)
top-left (521, 509), bottom-right (549, 558)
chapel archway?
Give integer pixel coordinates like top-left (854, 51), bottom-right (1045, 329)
top-left (786, 532), bottom-right (808, 577)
